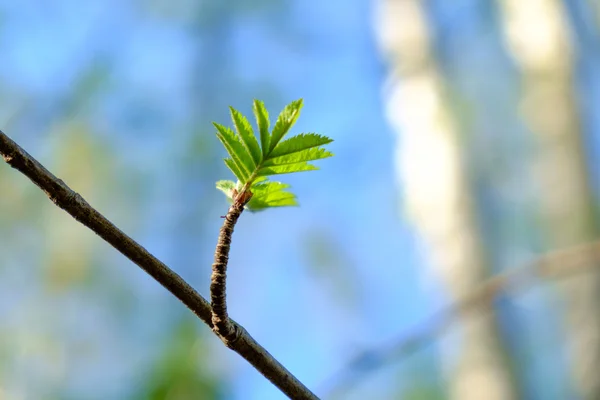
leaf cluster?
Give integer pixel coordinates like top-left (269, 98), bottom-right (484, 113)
top-left (215, 99), bottom-right (333, 211)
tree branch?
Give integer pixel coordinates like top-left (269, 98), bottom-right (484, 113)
top-left (0, 130), bottom-right (319, 400)
top-left (211, 199), bottom-right (245, 343)
top-left (321, 240), bottom-right (600, 397)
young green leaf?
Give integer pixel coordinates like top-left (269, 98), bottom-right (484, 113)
top-left (246, 181), bottom-right (298, 211)
top-left (215, 99), bottom-right (333, 211)
top-left (263, 147), bottom-right (333, 167)
top-left (214, 123), bottom-right (254, 182)
top-left (269, 133), bottom-right (333, 158)
top-left (253, 100), bottom-right (271, 156)
top-left (223, 158), bottom-right (247, 182)
top-left (230, 107), bottom-right (261, 166)
top-left (257, 162), bottom-right (319, 176)
top-left (216, 179), bottom-right (237, 200)
top-left (268, 99), bottom-right (303, 154)
top-left (251, 180), bottom-right (291, 193)
top-left (247, 193), bottom-right (298, 211)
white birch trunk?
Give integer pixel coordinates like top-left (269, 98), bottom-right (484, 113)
top-left (374, 1), bottom-right (516, 399)
top-left (497, 0), bottom-right (600, 398)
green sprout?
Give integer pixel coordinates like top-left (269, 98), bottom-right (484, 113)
top-left (214, 99), bottom-right (334, 211)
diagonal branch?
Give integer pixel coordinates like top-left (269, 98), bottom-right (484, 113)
top-left (0, 130), bottom-right (319, 400)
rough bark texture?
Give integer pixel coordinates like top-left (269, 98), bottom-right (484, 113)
top-left (374, 1), bottom-right (517, 399)
top-left (211, 198), bottom-right (246, 344)
top-left (498, 1), bottom-right (600, 398)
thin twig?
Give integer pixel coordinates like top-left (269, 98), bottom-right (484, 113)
top-left (211, 197), bottom-right (246, 344)
top-left (0, 130), bottom-right (319, 400)
top-left (321, 240), bottom-right (600, 397)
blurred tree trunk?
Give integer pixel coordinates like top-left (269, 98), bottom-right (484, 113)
top-left (374, 1), bottom-right (517, 399)
top-left (592, 0), bottom-right (600, 27)
top-left (497, 0), bottom-right (600, 398)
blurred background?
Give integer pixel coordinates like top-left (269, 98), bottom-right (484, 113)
top-left (1, 0), bottom-right (600, 399)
